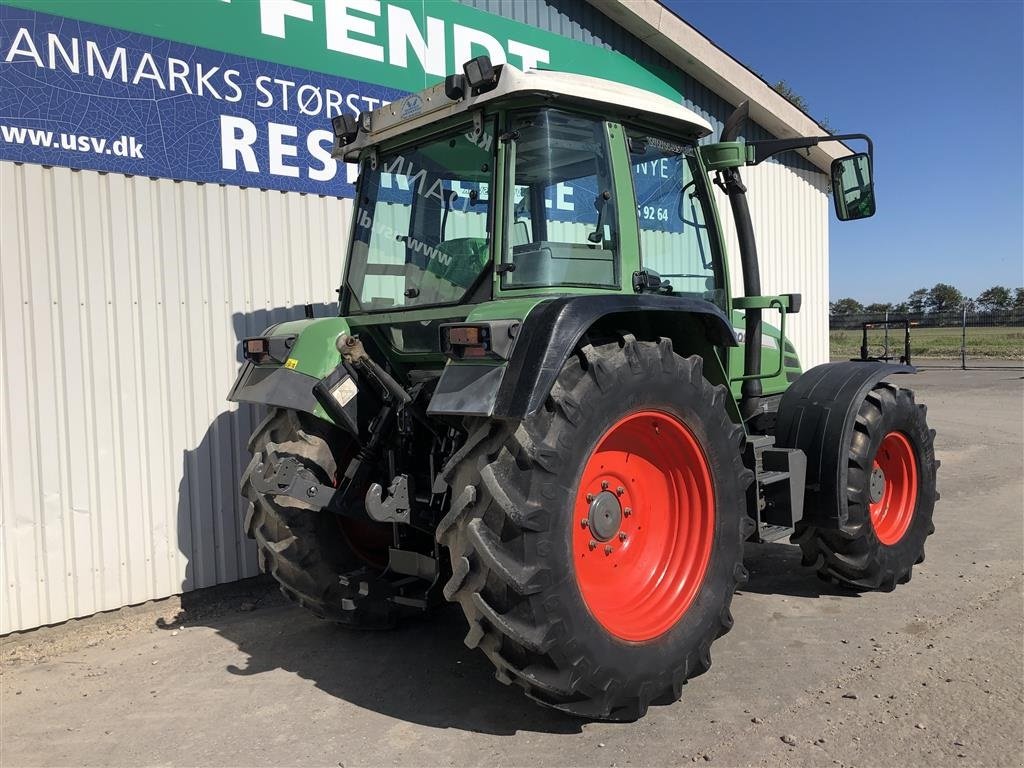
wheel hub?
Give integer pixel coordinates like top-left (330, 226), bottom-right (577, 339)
top-left (587, 491), bottom-right (622, 541)
top-left (869, 465), bottom-right (886, 503)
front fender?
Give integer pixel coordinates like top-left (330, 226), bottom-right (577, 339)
top-left (775, 361), bottom-right (916, 528)
top-left (227, 316), bottom-right (351, 423)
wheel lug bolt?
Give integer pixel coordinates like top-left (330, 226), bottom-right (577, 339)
top-left (618, 532), bottom-right (627, 541)
top-left (601, 480), bottom-right (609, 490)
top-left (589, 540), bottom-right (597, 550)
top-left (585, 493), bottom-right (594, 502)
top-left (616, 486), bottom-right (625, 496)
top-left (623, 507), bottom-right (632, 517)
top-left (604, 545), bottom-right (614, 555)
top-left (580, 519), bottom-right (589, 528)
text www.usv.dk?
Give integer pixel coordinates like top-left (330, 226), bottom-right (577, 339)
top-left (0, 125), bottom-right (144, 158)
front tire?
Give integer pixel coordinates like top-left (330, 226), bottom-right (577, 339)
top-left (438, 337), bottom-right (752, 720)
top-left (795, 381), bottom-right (937, 590)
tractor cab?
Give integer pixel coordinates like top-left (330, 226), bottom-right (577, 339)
top-left (332, 61), bottom-right (725, 326)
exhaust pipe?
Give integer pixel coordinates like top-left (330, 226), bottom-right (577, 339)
top-left (719, 101), bottom-right (763, 421)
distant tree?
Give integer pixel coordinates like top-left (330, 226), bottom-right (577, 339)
top-left (830, 297), bottom-right (864, 315)
top-left (1014, 287), bottom-right (1024, 309)
top-left (771, 80), bottom-right (810, 112)
top-left (865, 302), bottom-right (893, 314)
top-left (975, 286), bottom-right (1011, 312)
top-left (926, 283), bottom-right (964, 313)
top-left (892, 302), bottom-right (910, 313)
top-left (963, 297), bottom-right (978, 312)
top-left (906, 288), bottom-right (930, 314)
top-left (766, 79), bottom-right (835, 134)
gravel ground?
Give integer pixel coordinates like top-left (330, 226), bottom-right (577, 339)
top-left (3, 365), bottom-right (1022, 768)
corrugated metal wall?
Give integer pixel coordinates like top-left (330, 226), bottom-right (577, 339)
top-left (0, 162), bottom-right (352, 633)
top-left (716, 163), bottom-right (830, 365)
top-left (2, 0), bottom-right (829, 634)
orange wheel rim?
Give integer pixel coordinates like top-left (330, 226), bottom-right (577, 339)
top-left (868, 431), bottom-right (918, 545)
top-left (572, 411), bottom-right (715, 642)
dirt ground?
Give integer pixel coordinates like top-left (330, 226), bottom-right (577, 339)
top-left (3, 365), bottom-right (1023, 768)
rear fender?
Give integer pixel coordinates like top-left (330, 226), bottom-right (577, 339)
top-left (774, 361), bottom-right (916, 528)
top-left (227, 317), bottom-right (351, 425)
top-left (427, 295), bottom-right (737, 421)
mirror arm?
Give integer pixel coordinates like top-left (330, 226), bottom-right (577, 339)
top-left (747, 133), bottom-right (874, 165)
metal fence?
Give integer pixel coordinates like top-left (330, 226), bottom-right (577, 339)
top-left (829, 308), bottom-right (1024, 368)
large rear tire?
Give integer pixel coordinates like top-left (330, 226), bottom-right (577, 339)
top-left (438, 337), bottom-right (752, 720)
top-left (794, 381), bottom-right (937, 590)
top-left (240, 408), bottom-right (412, 628)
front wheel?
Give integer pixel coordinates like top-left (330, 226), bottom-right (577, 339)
top-left (438, 337), bottom-right (753, 720)
top-left (795, 381), bottom-right (937, 590)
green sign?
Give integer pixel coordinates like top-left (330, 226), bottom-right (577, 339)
top-left (4, 0), bottom-right (684, 98)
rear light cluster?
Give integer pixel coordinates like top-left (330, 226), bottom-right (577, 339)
top-left (440, 320), bottom-right (520, 361)
top-left (243, 338), bottom-right (270, 363)
top-left (441, 324), bottom-right (492, 359)
top-left (241, 335), bottom-right (295, 365)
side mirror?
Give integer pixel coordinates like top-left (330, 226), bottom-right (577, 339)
top-left (831, 152), bottom-right (876, 221)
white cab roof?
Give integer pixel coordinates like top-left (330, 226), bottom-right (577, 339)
top-left (337, 64), bottom-right (713, 160)
top-left (491, 66), bottom-right (714, 137)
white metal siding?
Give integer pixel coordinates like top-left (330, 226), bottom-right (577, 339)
top-left (716, 161), bottom-right (831, 368)
top-left (0, 162), bottom-right (351, 634)
top-left (0, 155), bottom-right (825, 634)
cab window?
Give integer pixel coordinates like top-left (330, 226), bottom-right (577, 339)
top-left (502, 109), bottom-right (618, 289)
top-left (628, 133), bottom-right (724, 307)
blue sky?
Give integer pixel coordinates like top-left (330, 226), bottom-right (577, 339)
top-left (666, 0), bottom-right (1024, 304)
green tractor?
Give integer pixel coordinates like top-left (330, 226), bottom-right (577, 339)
top-left (228, 58), bottom-right (937, 720)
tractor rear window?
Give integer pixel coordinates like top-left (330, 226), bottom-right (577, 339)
top-left (345, 121), bottom-right (495, 313)
top-left (501, 109), bottom-right (619, 290)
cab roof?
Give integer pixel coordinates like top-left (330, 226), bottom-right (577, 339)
top-left (335, 64), bottom-right (714, 161)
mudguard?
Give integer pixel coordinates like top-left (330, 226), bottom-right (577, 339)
top-left (427, 294), bottom-right (736, 420)
top-left (774, 361), bottom-right (915, 528)
top-left (227, 316), bottom-right (350, 424)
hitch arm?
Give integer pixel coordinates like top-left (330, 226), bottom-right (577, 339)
top-left (249, 455), bottom-right (339, 510)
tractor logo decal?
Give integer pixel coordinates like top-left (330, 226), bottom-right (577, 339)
top-left (400, 95), bottom-right (424, 119)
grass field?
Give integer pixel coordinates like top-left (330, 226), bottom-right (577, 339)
top-left (830, 325), bottom-right (1024, 360)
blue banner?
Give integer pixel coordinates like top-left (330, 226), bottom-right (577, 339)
top-left (0, 5), bottom-right (690, 232)
top-left (0, 5), bottom-right (402, 195)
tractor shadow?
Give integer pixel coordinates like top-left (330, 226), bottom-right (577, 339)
top-left (164, 302), bottom-right (581, 736)
top-left (159, 588), bottom-right (582, 736)
top-left (739, 541), bottom-right (859, 599)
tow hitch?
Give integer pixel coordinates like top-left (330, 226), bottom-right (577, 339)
top-left (257, 333), bottom-right (424, 523)
top-left (248, 454), bottom-right (338, 510)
